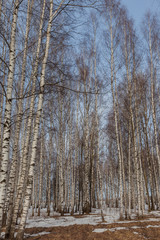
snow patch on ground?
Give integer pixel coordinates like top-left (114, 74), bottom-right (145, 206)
top-left (131, 226), bottom-right (142, 229)
top-left (146, 225), bottom-right (160, 228)
top-left (24, 231), bottom-right (51, 237)
top-left (133, 232), bottom-right (139, 235)
top-left (93, 224), bottom-right (160, 233)
top-left (26, 208), bottom-right (160, 229)
top-left (93, 228), bottom-right (107, 233)
top-left (103, 217), bottom-right (160, 225)
top-left (93, 227), bottom-right (128, 233)
top-left (26, 208), bottom-right (120, 228)
top-left (26, 215), bottom-right (102, 228)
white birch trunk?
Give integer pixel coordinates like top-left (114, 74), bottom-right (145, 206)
top-left (83, 66), bottom-right (90, 214)
top-left (0, 44), bottom-right (6, 171)
top-left (47, 131), bottom-right (52, 216)
top-left (128, 120), bottom-right (131, 218)
top-left (38, 121), bottom-right (44, 216)
top-left (35, 166), bottom-right (39, 213)
top-left (32, 175), bottom-right (35, 216)
top-left (75, 82), bottom-right (79, 211)
top-left (0, 0), bottom-right (19, 230)
top-left (58, 88), bottom-right (64, 215)
top-left (68, 96), bottom-right (74, 215)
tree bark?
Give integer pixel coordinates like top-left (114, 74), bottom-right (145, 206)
top-left (0, 0), bottom-right (19, 231)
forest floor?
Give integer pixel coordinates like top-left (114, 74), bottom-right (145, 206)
top-left (2, 208), bottom-right (160, 239)
top-left (24, 221), bottom-right (160, 240)
top-left (23, 208), bottom-right (160, 240)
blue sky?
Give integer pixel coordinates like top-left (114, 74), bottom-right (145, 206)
top-left (121, 0), bottom-right (160, 28)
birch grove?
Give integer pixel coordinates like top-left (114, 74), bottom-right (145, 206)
top-left (1, 0), bottom-right (160, 238)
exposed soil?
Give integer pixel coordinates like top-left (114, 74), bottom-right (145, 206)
top-left (25, 219), bottom-right (160, 240)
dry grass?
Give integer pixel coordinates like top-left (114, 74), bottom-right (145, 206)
top-left (25, 217), bottom-right (160, 240)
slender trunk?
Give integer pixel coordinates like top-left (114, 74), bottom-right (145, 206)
top-left (47, 131), bottom-right (52, 216)
top-left (55, 133), bottom-right (59, 210)
top-left (32, 175), bottom-right (35, 216)
top-left (0, 0), bottom-right (2, 19)
top-left (132, 42), bottom-right (143, 217)
top-left (109, 8), bottom-right (123, 219)
top-left (128, 120), bottom-right (131, 218)
top-left (38, 121), bottom-right (44, 216)
top-left (75, 82), bottom-right (79, 211)
top-left (58, 88), bottom-right (64, 215)
top-left (149, 128), bottom-right (159, 209)
top-left (142, 118), bottom-right (155, 210)
top-left (149, 22), bottom-right (160, 182)
top-left (68, 98), bottom-right (74, 215)
top-left (35, 166), bottom-right (39, 213)
top-left (83, 67), bottom-right (90, 214)
top-left (123, 22), bottom-right (141, 217)
top-left (0, 40), bottom-right (7, 171)
top-left (117, 99), bottom-right (127, 218)
top-left (93, 21), bottom-right (103, 211)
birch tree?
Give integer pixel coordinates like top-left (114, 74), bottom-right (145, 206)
top-left (0, 0), bottom-right (19, 231)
